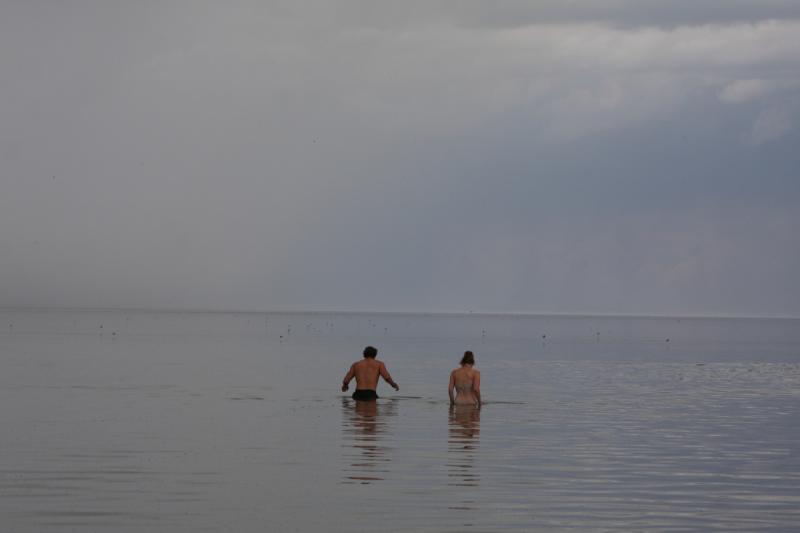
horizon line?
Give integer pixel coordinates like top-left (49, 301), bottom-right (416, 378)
top-left (1, 305), bottom-right (798, 321)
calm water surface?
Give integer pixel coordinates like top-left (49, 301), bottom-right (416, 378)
top-left (1, 310), bottom-right (799, 531)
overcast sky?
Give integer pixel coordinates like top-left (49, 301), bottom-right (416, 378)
top-left (1, 1), bottom-right (799, 316)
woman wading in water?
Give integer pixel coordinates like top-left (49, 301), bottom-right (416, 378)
top-left (448, 351), bottom-right (481, 407)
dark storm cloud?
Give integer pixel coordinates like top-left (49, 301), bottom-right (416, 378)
top-left (292, 0), bottom-right (800, 29)
top-left (438, 0), bottom-right (800, 28)
top-left (1, 2), bottom-right (798, 315)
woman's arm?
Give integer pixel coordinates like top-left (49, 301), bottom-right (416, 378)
top-left (448, 371), bottom-right (455, 405)
top-left (473, 371), bottom-right (481, 407)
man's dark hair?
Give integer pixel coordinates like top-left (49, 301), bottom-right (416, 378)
top-left (363, 346), bottom-right (378, 358)
top-left (460, 350), bottom-right (475, 365)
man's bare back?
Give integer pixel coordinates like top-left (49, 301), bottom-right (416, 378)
top-left (342, 346), bottom-right (398, 400)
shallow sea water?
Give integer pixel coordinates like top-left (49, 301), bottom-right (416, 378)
top-left (1, 309), bottom-right (799, 532)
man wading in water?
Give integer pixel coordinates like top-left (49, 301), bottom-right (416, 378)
top-left (342, 346), bottom-right (399, 400)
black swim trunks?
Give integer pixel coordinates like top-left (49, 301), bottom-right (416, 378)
top-left (352, 389), bottom-right (379, 401)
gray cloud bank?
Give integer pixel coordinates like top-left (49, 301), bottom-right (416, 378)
top-left (1, 2), bottom-right (799, 316)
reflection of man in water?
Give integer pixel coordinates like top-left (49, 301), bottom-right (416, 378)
top-left (341, 397), bottom-right (397, 484)
top-left (341, 346), bottom-right (399, 400)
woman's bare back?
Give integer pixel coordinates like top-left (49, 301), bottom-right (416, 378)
top-left (449, 366), bottom-right (481, 406)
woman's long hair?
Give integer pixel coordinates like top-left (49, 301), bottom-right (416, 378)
top-left (460, 351), bottom-right (475, 365)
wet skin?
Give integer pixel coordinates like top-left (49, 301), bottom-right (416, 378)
top-left (342, 357), bottom-right (399, 393)
top-left (448, 364), bottom-right (481, 407)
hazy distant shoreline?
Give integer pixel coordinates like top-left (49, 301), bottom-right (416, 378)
top-left (2, 306), bottom-right (798, 321)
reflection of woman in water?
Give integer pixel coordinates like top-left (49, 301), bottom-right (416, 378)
top-left (448, 351), bottom-right (481, 407)
top-left (448, 403), bottom-right (481, 487)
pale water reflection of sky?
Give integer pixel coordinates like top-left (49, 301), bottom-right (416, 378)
top-left (1, 2), bottom-right (799, 317)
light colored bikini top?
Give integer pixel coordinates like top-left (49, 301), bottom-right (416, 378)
top-left (454, 382), bottom-right (473, 393)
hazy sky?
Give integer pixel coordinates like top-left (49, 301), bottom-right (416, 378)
top-left (1, 1), bottom-right (799, 316)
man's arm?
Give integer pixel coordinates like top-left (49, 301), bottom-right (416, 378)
top-left (342, 363), bottom-right (355, 392)
top-left (473, 371), bottom-right (482, 407)
top-left (379, 362), bottom-right (399, 391)
top-left (448, 371), bottom-right (455, 405)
